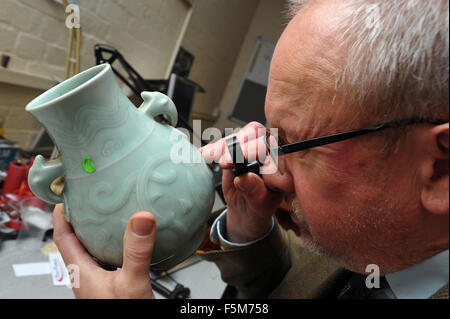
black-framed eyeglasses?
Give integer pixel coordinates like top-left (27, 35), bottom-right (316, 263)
top-left (266, 117), bottom-right (447, 158)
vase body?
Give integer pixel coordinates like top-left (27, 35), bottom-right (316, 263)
top-left (25, 64), bottom-right (215, 270)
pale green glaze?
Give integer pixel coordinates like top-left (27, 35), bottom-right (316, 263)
top-left (25, 64), bottom-right (215, 270)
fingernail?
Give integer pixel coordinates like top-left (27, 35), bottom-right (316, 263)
top-left (234, 176), bottom-right (253, 193)
top-left (132, 218), bottom-right (154, 236)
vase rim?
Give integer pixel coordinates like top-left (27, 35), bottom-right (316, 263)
top-left (25, 63), bottom-right (111, 112)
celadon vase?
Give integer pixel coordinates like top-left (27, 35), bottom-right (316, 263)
top-left (25, 64), bottom-right (215, 270)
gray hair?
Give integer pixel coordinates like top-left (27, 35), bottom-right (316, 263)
top-left (286, 0), bottom-right (449, 124)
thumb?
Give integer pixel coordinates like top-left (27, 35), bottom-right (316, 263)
top-left (234, 172), bottom-right (262, 194)
top-left (121, 211), bottom-right (157, 281)
top-left (234, 172), bottom-right (282, 204)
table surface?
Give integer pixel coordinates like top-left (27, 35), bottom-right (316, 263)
top-left (0, 194), bottom-right (228, 299)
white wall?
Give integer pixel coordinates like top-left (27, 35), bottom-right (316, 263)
top-left (181, 0), bottom-right (260, 127)
top-left (0, 0), bottom-right (191, 80)
top-left (214, 0), bottom-right (288, 132)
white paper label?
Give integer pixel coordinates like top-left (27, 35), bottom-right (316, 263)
top-left (48, 252), bottom-right (70, 286)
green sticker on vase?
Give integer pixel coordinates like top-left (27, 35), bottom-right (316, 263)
top-left (82, 156), bottom-right (96, 173)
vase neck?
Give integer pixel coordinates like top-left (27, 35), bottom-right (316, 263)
top-left (25, 64), bottom-right (146, 176)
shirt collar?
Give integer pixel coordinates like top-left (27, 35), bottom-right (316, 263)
top-left (385, 249), bottom-right (449, 299)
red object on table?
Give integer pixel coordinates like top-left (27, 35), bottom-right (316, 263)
top-left (5, 219), bottom-right (22, 230)
top-left (1, 157), bottom-right (48, 211)
top-left (2, 161), bottom-right (28, 194)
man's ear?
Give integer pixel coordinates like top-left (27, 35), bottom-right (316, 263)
top-left (421, 123), bottom-right (449, 215)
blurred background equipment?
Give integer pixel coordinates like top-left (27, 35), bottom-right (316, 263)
top-left (1, 54), bottom-right (10, 69)
top-left (15, 197), bottom-right (53, 252)
top-left (171, 46), bottom-right (195, 78)
top-left (0, 138), bottom-right (18, 172)
top-left (0, 157), bottom-right (50, 248)
top-left (2, 160), bottom-right (27, 194)
top-left (28, 129), bottom-right (55, 159)
top-left (167, 73), bottom-right (196, 132)
top-left (94, 43), bottom-right (208, 148)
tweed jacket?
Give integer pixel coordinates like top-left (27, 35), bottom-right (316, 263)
top-left (197, 208), bottom-right (449, 299)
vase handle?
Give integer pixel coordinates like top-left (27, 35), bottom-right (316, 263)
top-left (28, 155), bottom-right (64, 204)
top-left (139, 91), bottom-right (178, 127)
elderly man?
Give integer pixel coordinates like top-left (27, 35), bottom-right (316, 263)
top-left (53, 0), bottom-right (448, 299)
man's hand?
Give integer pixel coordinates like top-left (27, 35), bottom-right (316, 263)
top-left (53, 204), bottom-right (156, 299)
top-left (200, 122), bottom-right (283, 243)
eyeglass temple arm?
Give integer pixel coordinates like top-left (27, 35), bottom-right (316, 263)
top-left (277, 127), bottom-right (381, 155)
top-left (276, 118), bottom-right (447, 156)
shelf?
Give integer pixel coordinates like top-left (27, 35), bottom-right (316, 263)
top-left (0, 67), bottom-right (57, 91)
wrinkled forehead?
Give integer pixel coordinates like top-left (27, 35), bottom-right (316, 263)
top-left (265, 1), bottom-right (351, 141)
